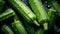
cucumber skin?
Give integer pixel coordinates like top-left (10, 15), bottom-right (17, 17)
top-left (29, 0), bottom-right (49, 24)
top-left (0, 8), bottom-right (15, 22)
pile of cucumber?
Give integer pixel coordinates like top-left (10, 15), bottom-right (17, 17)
top-left (0, 0), bottom-right (60, 34)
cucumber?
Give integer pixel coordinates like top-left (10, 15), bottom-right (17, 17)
top-left (7, 0), bottom-right (40, 26)
top-left (0, 8), bottom-right (15, 22)
top-left (0, 0), bottom-right (5, 13)
top-left (12, 20), bottom-right (27, 34)
top-left (28, 0), bottom-right (49, 30)
top-left (35, 28), bottom-right (45, 34)
top-left (1, 25), bottom-right (14, 34)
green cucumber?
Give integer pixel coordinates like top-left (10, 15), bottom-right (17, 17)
top-left (7, 0), bottom-right (40, 26)
top-left (0, 0), bottom-right (5, 13)
top-left (12, 20), bottom-right (27, 34)
top-left (1, 25), bottom-right (14, 34)
top-left (0, 8), bottom-right (15, 22)
top-left (28, 0), bottom-right (49, 30)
